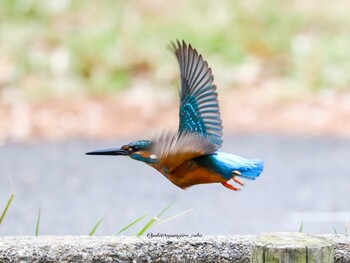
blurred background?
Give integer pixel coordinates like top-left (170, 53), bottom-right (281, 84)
top-left (0, 0), bottom-right (349, 235)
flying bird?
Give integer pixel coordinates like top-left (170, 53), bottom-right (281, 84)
top-left (86, 40), bottom-right (264, 191)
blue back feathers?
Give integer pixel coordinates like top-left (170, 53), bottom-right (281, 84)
top-left (195, 152), bottom-right (264, 180)
top-left (171, 40), bottom-right (223, 150)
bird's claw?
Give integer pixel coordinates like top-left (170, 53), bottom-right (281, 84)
top-left (233, 176), bottom-right (244, 186)
top-left (222, 181), bottom-right (241, 191)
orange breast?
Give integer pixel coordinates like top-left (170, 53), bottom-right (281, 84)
top-left (166, 162), bottom-right (226, 189)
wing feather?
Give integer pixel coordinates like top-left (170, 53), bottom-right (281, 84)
top-left (170, 40), bottom-right (223, 149)
top-left (150, 132), bottom-right (216, 172)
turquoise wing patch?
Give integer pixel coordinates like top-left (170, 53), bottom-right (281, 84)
top-left (171, 40), bottom-right (223, 149)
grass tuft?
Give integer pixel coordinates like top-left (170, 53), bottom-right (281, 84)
top-left (89, 217), bottom-right (104, 236)
top-left (299, 220), bottom-right (303, 233)
top-left (333, 227), bottom-right (338, 235)
top-left (0, 192), bottom-right (14, 225)
top-left (344, 222), bottom-right (348, 236)
top-left (114, 214), bottom-right (147, 236)
top-left (137, 198), bottom-right (179, 236)
top-left (157, 208), bottom-right (194, 225)
top-left (35, 207), bottom-right (41, 236)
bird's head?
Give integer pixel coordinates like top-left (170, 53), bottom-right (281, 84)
top-left (86, 140), bottom-right (157, 165)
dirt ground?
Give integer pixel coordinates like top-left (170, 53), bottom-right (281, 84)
top-left (1, 88), bottom-right (350, 143)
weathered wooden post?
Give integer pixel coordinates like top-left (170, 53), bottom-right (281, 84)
top-left (251, 232), bottom-right (334, 263)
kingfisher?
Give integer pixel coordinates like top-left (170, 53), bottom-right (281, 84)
top-left (86, 40), bottom-right (264, 191)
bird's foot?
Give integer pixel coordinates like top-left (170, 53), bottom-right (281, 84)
top-left (233, 176), bottom-right (244, 186)
top-left (222, 181), bottom-right (240, 191)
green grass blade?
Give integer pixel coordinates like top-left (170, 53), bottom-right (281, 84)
top-left (114, 214), bottom-right (147, 236)
top-left (89, 217), bottom-right (104, 236)
top-left (345, 222), bottom-right (348, 236)
top-left (35, 207), bottom-right (41, 236)
top-left (158, 208), bottom-right (194, 225)
top-left (156, 197), bottom-right (179, 218)
top-left (299, 220), bottom-right (303, 233)
top-left (137, 217), bottom-right (158, 237)
top-left (0, 192), bottom-right (14, 225)
top-left (333, 227), bottom-right (338, 234)
top-left (137, 197), bottom-right (180, 236)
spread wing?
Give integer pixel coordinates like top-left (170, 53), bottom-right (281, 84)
top-left (150, 132), bottom-right (216, 172)
top-left (171, 40), bottom-right (223, 150)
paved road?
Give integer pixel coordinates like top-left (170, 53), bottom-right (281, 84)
top-left (0, 134), bottom-right (349, 236)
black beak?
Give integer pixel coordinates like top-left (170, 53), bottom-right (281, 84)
top-left (86, 148), bottom-right (128, 156)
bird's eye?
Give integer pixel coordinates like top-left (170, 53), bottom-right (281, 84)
top-left (132, 146), bottom-right (139, 151)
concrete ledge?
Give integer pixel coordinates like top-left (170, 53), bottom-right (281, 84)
top-left (0, 234), bottom-right (349, 262)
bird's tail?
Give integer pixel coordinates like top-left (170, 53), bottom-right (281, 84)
top-left (235, 159), bottom-right (264, 180)
top-left (215, 152), bottom-right (264, 180)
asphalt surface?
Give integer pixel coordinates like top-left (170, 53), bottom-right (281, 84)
top-left (0, 133), bottom-right (349, 236)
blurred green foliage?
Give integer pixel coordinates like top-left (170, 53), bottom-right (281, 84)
top-left (1, 0), bottom-right (350, 100)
